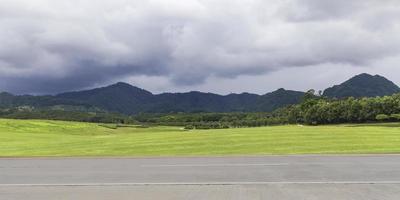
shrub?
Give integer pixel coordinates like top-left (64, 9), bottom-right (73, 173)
top-left (99, 124), bottom-right (118, 129)
top-left (376, 114), bottom-right (390, 121)
top-left (184, 124), bottom-right (195, 130)
top-left (221, 124), bottom-right (230, 129)
top-left (390, 114), bottom-right (400, 121)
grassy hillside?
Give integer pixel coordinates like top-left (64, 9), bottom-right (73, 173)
top-left (1, 119), bottom-right (400, 157)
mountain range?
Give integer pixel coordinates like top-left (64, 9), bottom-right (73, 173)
top-left (56, 83), bottom-right (305, 114)
top-left (1, 73), bottom-right (399, 114)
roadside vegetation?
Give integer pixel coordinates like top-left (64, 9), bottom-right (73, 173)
top-left (1, 119), bottom-right (400, 157)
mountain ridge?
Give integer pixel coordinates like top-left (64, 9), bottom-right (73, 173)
top-left (1, 73), bottom-right (400, 114)
top-left (57, 83), bottom-right (304, 114)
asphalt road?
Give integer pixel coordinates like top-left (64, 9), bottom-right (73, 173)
top-left (1, 155), bottom-right (400, 199)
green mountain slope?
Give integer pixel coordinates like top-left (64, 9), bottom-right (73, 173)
top-left (324, 73), bottom-right (400, 98)
top-left (57, 83), bottom-right (305, 114)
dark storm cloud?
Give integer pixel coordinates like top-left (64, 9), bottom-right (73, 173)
top-left (1, 0), bottom-right (400, 94)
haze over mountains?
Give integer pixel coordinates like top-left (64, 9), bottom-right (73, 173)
top-left (1, 73), bottom-right (399, 114)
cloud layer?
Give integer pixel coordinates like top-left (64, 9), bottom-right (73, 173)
top-left (1, 0), bottom-right (400, 94)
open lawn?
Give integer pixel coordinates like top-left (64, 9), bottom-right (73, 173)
top-left (0, 119), bottom-right (400, 157)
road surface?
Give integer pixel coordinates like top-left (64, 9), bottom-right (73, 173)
top-left (1, 155), bottom-right (400, 199)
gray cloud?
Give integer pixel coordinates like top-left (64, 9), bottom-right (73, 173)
top-left (1, 0), bottom-right (400, 94)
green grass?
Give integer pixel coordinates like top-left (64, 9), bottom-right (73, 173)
top-left (1, 119), bottom-right (400, 157)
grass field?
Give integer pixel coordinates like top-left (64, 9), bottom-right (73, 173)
top-left (1, 119), bottom-right (400, 157)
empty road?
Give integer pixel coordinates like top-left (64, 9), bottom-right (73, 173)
top-left (1, 155), bottom-right (400, 199)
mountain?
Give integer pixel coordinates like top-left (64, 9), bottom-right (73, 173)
top-left (57, 82), bottom-right (153, 114)
top-left (0, 92), bottom-right (14, 107)
top-left (0, 83), bottom-right (306, 114)
top-left (255, 88), bottom-right (306, 111)
top-left (2, 73), bottom-right (399, 114)
top-left (58, 83), bottom-right (305, 114)
top-left (323, 73), bottom-right (400, 98)
top-left (0, 92), bottom-right (89, 109)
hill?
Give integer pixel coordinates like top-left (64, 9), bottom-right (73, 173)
top-left (1, 83), bottom-right (305, 114)
top-left (2, 73), bottom-right (399, 114)
top-left (3, 73), bottom-right (399, 114)
top-left (57, 82), bottom-right (153, 114)
top-left (0, 92), bottom-right (90, 109)
top-left (255, 88), bottom-right (305, 111)
top-left (324, 73), bottom-right (400, 98)
top-left (57, 83), bottom-right (305, 114)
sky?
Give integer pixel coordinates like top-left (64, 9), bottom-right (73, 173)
top-left (1, 0), bottom-right (400, 95)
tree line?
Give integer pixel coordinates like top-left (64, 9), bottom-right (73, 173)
top-left (135, 112), bottom-right (286, 129)
top-left (1, 92), bottom-right (400, 129)
top-left (282, 93), bottom-right (400, 125)
top-left (0, 106), bottom-right (135, 124)
top-left (135, 93), bottom-right (400, 129)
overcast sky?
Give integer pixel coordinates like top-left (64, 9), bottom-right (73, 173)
top-left (1, 0), bottom-right (400, 95)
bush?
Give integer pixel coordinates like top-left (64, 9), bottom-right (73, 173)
top-left (221, 124), bottom-right (230, 129)
top-left (184, 124), bottom-right (195, 130)
top-left (376, 114), bottom-right (390, 121)
top-left (99, 124), bottom-right (118, 129)
top-left (390, 114), bottom-right (400, 121)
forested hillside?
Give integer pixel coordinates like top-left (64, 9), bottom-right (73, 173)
top-left (1, 84), bottom-right (305, 114)
top-left (324, 73), bottom-right (400, 98)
